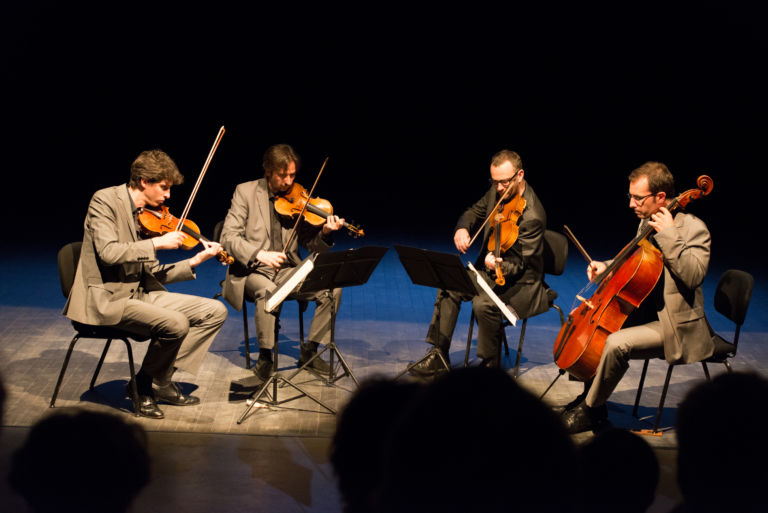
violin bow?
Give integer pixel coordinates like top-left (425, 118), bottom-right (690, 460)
top-left (281, 157), bottom-right (329, 254)
top-left (176, 126), bottom-right (226, 230)
top-left (466, 175), bottom-right (517, 250)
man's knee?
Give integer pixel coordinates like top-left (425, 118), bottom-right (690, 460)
top-left (155, 312), bottom-right (190, 342)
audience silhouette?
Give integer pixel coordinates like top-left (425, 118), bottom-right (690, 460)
top-left (372, 367), bottom-right (576, 513)
top-left (9, 408), bottom-right (151, 513)
top-left (575, 427), bottom-right (659, 513)
top-left (671, 371), bottom-right (768, 513)
top-left (331, 377), bottom-right (424, 513)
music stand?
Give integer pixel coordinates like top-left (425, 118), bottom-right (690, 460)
top-left (284, 246), bottom-right (389, 387)
top-left (392, 245), bottom-right (478, 380)
top-left (237, 255), bottom-right (336, 424)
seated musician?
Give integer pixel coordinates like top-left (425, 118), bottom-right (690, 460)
top-left (410, 149), bottom-right (549, 375)
top-left (562, 162), bottom-right (713, 433)
top-left (63, 149), bottom-right (229, 419)
top-left (220, 144), bottom-right (344, 381)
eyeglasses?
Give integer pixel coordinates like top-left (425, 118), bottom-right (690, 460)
top-left (627, 192), bottom-right (655, 204)
top-left (489, 169), bottom-right (520, 187)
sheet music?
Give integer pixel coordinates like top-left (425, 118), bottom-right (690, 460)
top-left (265, 257), bottom-right (315, 313)
top-left (467, 263), bottom-right (519, 326)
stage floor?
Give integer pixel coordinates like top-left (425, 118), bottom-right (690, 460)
top-left (1, 240), bottom-right (765, 512)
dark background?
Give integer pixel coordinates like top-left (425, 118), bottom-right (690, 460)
top-left (4, 2), bottom-right (765, 271)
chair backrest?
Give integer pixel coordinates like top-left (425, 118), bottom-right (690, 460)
top-left (213, 220), bottom-right (225, 243)
top-left (542, 230), bottom-right (568, 276)
top-left (58, 242), bottom-right (83, 299)
top-left (714, 269), bottom-right (754, 327)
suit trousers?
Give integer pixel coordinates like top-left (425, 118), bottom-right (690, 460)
top-left (426, 274), bottom-right (525, 361)
top-left (117, 291), bottom-right (228, 380)
top-left (245, 270), bottom-right (342, 350)
top-left (585, 321), bottom-right (665, 407)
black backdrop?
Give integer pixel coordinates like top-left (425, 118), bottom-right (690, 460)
top-left (5, 2), bottom-right (764, 269)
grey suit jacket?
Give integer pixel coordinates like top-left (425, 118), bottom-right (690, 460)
top-left (652, 211), bottom-right (714, 364)
top-left (63, 185), bottom-right (195, 325)
top-left (219, 178), bottom-right (332, 310)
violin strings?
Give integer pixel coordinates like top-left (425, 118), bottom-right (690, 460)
top-left (282, 157), bottom-right (329, 254)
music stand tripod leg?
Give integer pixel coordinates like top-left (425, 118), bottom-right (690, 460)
top-left (237, 312), bottom-right (336, 424)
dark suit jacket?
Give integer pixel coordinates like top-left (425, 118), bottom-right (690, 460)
top-left (219, 178), bottom-right (332, 310)
top-left (63, 184), bottom-right (195, 325)
top-left (455, 182), bottom-right (549, 319)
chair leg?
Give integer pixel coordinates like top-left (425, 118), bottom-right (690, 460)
top-left (653, 365), bottom-right (675, 432)
top-left (90, 338), bottom-right (113, 389)
top-left (242, 299), bottom-right (251, 369)
top-left (723, 360), bottom-right (733, 373)
top-left (512, 319), bottom-right (527, 379)
top-left (632, 359), bottom-right (651, 418)
top-left (50, 334), bottom-right (81, 407)
top-left (464, 311), bottom-right (476, 368)
top-left (701, 361), bottom-right (711, 381)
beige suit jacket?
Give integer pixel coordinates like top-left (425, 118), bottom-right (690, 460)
top-left (63, 184), bottom-right (195, 325)
top-left (219, 178), bottom-right (332, 310)
top-left (650, 211), bottom-right (714, 364)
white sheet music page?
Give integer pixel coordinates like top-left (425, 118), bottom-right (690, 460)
top-left (467, 263), bottom-right (519, 326)
top-left (265, 257), bottom-right (315, 313)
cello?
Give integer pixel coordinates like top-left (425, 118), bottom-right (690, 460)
top-left (552, 175), bottom-right (713, 382)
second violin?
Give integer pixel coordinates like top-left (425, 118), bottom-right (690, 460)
top-left (275, 182), bottom-right (365, 238)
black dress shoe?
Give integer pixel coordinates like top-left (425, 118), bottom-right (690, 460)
top-left (126, 384), bottom-right (164, 419)
top-left (562, 401), bottom-right (610, 434)
top-left (298, 343), bottom-right (331, 374)
top-left (253, 357), bottom-right (273, 381)
top-left (409, 348), bottom-right (450, 376)
top-left (154, 382), bottom-right (201, 406)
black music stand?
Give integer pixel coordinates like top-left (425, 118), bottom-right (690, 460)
top-left (237, 256), bottom-right (336, 424)
top-left (284, 246), bottom-right (389, 388)
top-left (392, 245), bottom-right (478, 380)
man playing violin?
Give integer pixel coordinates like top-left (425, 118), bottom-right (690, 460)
top-left (410, 149), bottom-right (549, 376)
top-left (220, 144), bottom-right (344, 381)
top-left (63, 149), bottom-right (229, 419)
top-left (562, 162), bottom-right (713, 433)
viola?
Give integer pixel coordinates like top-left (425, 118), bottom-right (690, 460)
top-left (552, 175), bottom-right (713, 381)
top-left (137, 205), bottom-right (234, 265)
top-left (487, 194), bottom-right (526, 286)
top-left (274, 182), bottom-right (365, 238)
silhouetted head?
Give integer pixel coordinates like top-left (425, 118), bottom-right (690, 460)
top-left (10, 409), bottom-right (150, 513)
top-left (331, 377), bottom-right (423, 513)
top-left (675, 371), bottom-right (768, 513)
top-left (374, 367), bottom-right (576, 513)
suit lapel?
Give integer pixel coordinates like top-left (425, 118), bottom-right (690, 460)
top-left (256, 179), bottom-right (272, 241)
top-left (116, 185), bottom-right (138, 242)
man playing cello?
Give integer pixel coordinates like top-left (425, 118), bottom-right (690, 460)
top-left (562, 162), bottom-right (713, 433)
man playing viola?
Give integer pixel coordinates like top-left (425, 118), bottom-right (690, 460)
top-left (220, 144), bottom-right (344, 381)
top-left (63, 149), bottom-right (228, 419)
top-left (562, 162), bottom-right (713, 433)
top-left (410, 150), bottom-right (549, 376)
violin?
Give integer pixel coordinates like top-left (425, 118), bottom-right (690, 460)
top-left (487, 194), bottom-right (526, 286)
top-left (137, 205), bottom-right (234, 265)
top-left (552, 175), bottom-right (714, 381)
top-left (274, 182), bottom-right (365, 238)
